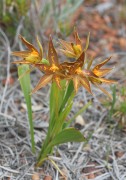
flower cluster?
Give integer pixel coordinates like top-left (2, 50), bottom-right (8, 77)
top-left (12, 29), bottom-right (116, 98)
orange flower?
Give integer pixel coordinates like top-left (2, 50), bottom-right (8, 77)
top-left (59, 28), bottom-right (90, 59)
top-left (31, 36), bottom-right (65, 94)
top-left (12, 35), bottom-right (43, 64)
top-left (61, 52), bottom-right (92, 94)
top-left (84, 56), bottom-right (117, 98)
top-left (60, 53), bottom-right (116, 98)
top-left (12, 33), bottom-right (116, 98)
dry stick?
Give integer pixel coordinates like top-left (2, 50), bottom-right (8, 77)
top-left (48, 157), bottom-right (66, 179)
top-left (0, 112), bottom-right (16, 121)
top-left (0, 166), bottom-right (33, 176)
top-left (12, 17), bottom-right (24, 49)
top-left (94, 111), bottom-right (108, 131)
top-left (110, 142), bottom-right (121, 180)
top-left (0, 29), bottom-right (11, 113)
top-left (0, 142), bottom-right (14, 157)
top-left (97, 173), bottom-right (112, 180)
top-left (16, 164), bottom-right (34, 180)
top-left (71, 142), bottom-right (84, 164)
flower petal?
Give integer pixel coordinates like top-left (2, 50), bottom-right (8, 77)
top-left (93, 68), bottom-right (113, 77)
top-left (36, 36), bottom-right (43, 60)
top-left (12, 60), bottom-right (32, 64)
top-left (99, 78), bottom-right (117, 84)
top-left (31, 74), bottom-right (53, 94)
top-left (89, 76), bottom-right (102, 84)
top-left (83, 69), bottom-right (98, 78)
top-left (84, 32), bottom-right (90, 51)
top-left (73, 76), bottom-right (80, 93)
top-left (12, 36), bottom-right (41, 64)
top-left (54, 75), bottom-right (62, 89)
top-left (79, 76), bottom-right (93, 94)
top-left (11, 51), bottom-right (31, 58)
top-left (48, 36), bottom-right (59, 66)
top-left (71, 44), bottom-right (82, 57)
top-left (34, 64), bottom-right (51, 73)
top-left (74, 28), bottom-right (82, 47)
top-left (19, 35), bottom-right (38, 52)
top-left (87, 56), bottom-right (94, 70)
top-left (75, 51), bottom-right (85, 68)
top-left (59, 49), bottom-right (75, 58)
top-left (59, 39), bottom-right (73, 51)
top-left (12, 46), bottom-right (41, 64)
top-left (93, 56), bottom-right (112, 70)
top-left (94, 83), bottom-right (112, 99)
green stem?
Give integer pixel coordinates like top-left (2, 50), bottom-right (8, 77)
top-left (37, 140), bottom-right (53, 166)
top-left (28, 104), bottom-right (35, 153)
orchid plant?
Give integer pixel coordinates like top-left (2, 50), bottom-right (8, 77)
top-left (12, 29), bottom-right (116, 168)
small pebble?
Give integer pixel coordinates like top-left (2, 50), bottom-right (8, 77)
top-left (32, 173), bottom-right (40, 180)
top-left (75, 115), bottom-right (85, 130)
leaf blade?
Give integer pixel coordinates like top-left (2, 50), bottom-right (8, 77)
top-left (18, 65), bottom-right (35, 153)
top-left (49, 128), bottom-right (86, 147)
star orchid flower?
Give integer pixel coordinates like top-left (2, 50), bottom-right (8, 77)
top-left (12, 35), bottom-right (43, 64)
top-left (61, 51), bottom-right (92, 94)
top-left (31, 36), bottom-right (65, 94)
top-left (61, 53), bottom-right (116, 98)
top-left (12, 33), bottom-right (116, 99)
top-left (85, 56), bottom-right (117, 98)
top-left (59, 28), bottom-right (90, 59)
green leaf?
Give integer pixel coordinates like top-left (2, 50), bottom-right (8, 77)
top-left (18, 65), bottom-right (35, 153)
top-left (50, 81), bottom-right (66, 117)
top-left (43, 80), bottom-right (66, 150)
top-left (51, 86), bottom-right (75, 135)
top-left (60, 80), bottom-right (74, 112)
top-left (37, 128), bottom-right (88, 166)
top-left (51, 99), bottom-right (73, 136)
top-left (39, 81), bottom-right (74, 158)
top-left (49, 80), bottom-right (67, 129)
top-left (49, 128), bottom-right (86, 147)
